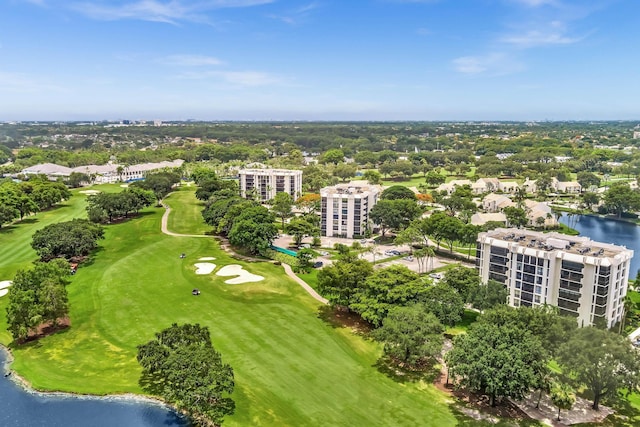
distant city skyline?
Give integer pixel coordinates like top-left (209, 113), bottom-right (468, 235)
top-left (1, 0), bottom-right (638, 121)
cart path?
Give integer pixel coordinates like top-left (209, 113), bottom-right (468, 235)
top-left (161, 201), bottom-right (327, 304)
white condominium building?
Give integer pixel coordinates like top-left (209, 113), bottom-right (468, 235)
top-left (320, 181), bottom-right (381, 239)
top-left (476, 228), bottom-right (633, 328)
top-left (238, 168), bottom-right (302, 202)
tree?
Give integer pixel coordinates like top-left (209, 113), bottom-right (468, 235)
top-left (296, 248), bottom-right (315, 271)
top-left (425, 171), bottom-right (446, 187)
top-left (576, 171), bottom-right (601, 190)
top-left (6, 259), bottom-right (70, 342)
top-left (469, 280), bottom-right (508, 312)
top-left (0, 203), bottom-right (19, 228)
top-left (362, 170), bottom-right (382, 185)
top-left (381, 185), bottom-right (417, 201)
top-left (503, 206), bottom-right (528, 228)
top-left (428, 213), bottom-right (463, 253)
top-left (286, 218), bottom-right (318, 246)
top-left (132, 171), bottom-right (180, 203)
top-left (295, 193), bottom-right (320, 214)
top-left (320, 149), bottom-right (345, 164)
top-left (603, 182), bottom-right (640, 218)
top-left (15, 195), bottom-right (39, 220)
top-left (373, 305), bottom-right (444, 367)
top-left (271, 192), bottom-right (294, 229)
top-left (550, 382), bottom-right (575, 421)
top-left (137, 324), bottom-right (235, 426)
top-left (350, 265), bottom-right (425, 327)
top-left (582, 192), bottom-right (600, 211)
top-left (333, 162), bottom-right (358, 182)
top-left (67, 172), bottom-right (89, 188)
top-left (317, 259), bottom-right (373, 309)
top-left (31, 219), bottom-right (104, 260)
top-left (446, 322), bottom-right (548, 407)
top-left (370, 199), bottom-right (422, 236)
top-left (419, 284), bottom-right (464, 326)
top-left (229, 217), bottom-right (278, 255)
top-left (557, 327), bottom-right (640, 410)
top-left (195, 176), bottom-right (238, 201)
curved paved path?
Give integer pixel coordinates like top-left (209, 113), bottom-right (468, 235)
top-left (161, 201), bottom-right (327, 304)
top-left (282, 264), bottom-right (328, 305)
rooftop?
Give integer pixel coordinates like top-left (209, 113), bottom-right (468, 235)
top-left (481, 228), bottom-right (631, 260)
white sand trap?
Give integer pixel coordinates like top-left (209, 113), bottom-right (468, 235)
top-left (0, 289), bottom-right (8, 297)
top-left (194, 263), bottom-right (216, 275)
top-left (79, 190), bottom-right (101, 195)
top-left (0, 280), bottom-right (12, 290)
top-left (216, 265), bottom-right (264, 284)
top-left (198, 257), bottom-right (216, 261)
top-left (120, 184), bottom-right (129, 188)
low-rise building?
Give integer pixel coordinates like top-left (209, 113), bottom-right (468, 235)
top-left (482, 193), bottom-right (514, 213)
top-left (21, 160), bottom-right (184, 183)
top-left (476, 228), bottom-right (633, 328)
top-left (238, 168), bottom-right (303, 202)
top-left (435, 179), bottom-right (472, 195)
top-left (320, 181), bottom-right (381, 239)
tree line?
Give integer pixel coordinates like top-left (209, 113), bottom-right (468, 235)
top-left (0, 177), bottom-right (71, 228)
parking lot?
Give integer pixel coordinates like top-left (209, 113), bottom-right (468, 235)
top-left (274, 234), bottom-right (454, 274)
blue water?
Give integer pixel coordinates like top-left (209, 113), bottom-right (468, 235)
top-left (0, 349), bottom-right (189, 427)
top-left (559, 213), bottom-right (640, 275)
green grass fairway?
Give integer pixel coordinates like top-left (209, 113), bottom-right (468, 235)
top-left (0, 188), bottom-right (459, 426)
top-left (163, 187), bottom-right (210, 235)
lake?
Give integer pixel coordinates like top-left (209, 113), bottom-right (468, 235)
top-left (559, 212), bottom-right (640, 276)
top-left (0, 348), bottom-right (189, 427)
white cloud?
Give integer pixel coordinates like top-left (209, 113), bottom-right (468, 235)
top-left (501, 29), bottom-right (581, 47)
top-left (160, 54), bottom-right (224, 66)
top-left (71, 0), bottom-right (274, 24)
top-left (452, 53), bottom-right (524, 75)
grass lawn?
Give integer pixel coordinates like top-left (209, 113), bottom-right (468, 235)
top-left (296, 269), bottom-right (320, 291)
top-left (445, 310), bottom-right (479, 336)
top-left (0, 187), bottom-right (461, 427)
top-left (163, 187), bottom-right (210, 235)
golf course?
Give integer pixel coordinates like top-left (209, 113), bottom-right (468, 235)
top-left (0, 186), bottom-right (463, 426)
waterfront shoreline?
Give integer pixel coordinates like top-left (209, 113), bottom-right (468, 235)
top-left (0, 344), bottom-right (182, 414)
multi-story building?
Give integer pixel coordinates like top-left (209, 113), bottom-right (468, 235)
top-left (320, 181), bottom-right (381, 239)
top-left (476, 228), bottom-right (633, 328)
top-left (238, 168), bottom-right (302, 202)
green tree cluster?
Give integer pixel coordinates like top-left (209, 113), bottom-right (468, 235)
top-left (131, 171), bottom-right (181, 203)
top-left (6, 259), bottom-right (71, 342)
top-left (137, 324), bottom-right (235, 426)
top-left (86, 187), bottom-right (155, 223)
top-left (0, 178), bottom-right (72, 227)
top-left (31, 219), bottom-right (104, 260)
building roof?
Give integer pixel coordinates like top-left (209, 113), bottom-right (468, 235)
top-left (471, 212), bottom-right (507, 225)
top-left (22, 163), bottom-right (73, 175)
top-left (479, 228), bottom-right (633, 266)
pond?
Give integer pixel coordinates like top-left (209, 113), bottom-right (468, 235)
top-left (0, 348), bottom-right (189, 427)
top-left (559, 212), bottom-right (640, 276)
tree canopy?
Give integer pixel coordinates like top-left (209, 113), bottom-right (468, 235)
top-left (137, 323), bottom-right (235, 426)
top-left (373, 305), bottom-right (443, 367)
top-left (31, 218), bottom-right (104, 260)
top-left (557, 327), bottom-right (640, 410)
top-left (446, 321), bottom-right (548, 407)
top-left (6, 259), bottom-right (71, 342)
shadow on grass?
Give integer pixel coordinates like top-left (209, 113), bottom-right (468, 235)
top-left (316, 305), bottom-right (372, 336)
top-left (373, 355), bottom-right (440, 384)
top-left (138, 372), bottom-right (165, 397)
top-left (572, 396), bottom-right (640, 427)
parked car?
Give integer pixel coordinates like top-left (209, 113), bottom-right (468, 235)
top-left (313, 261), bottom-right (324, 268)
top-left (300, 243), bottom-right (311, 249)
top-left (318, 251), bottom-right (329, 256)
top-left (404, 256), bottom-right (414, 262)
top-left (429, 273), bottom-right (443, 280)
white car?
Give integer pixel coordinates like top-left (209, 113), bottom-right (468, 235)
top-left (429, 273), bottom-right (443, 280)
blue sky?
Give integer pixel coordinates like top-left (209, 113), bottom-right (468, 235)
top-left (1, 0), bottom-right (638, 120)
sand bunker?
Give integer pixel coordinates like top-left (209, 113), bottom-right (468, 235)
top-left (216, 265), bottom-right (264, 284)
top-left (195, 263), bottom-right (216, 275)
top-left (0, 280), bottom-right (12, 298)
top-left (198, 257), bottom-right (216, 261)
top-left (79, 190), bottom-right (101, 195)
top-left (120, 184), bottom-right (129, 188)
